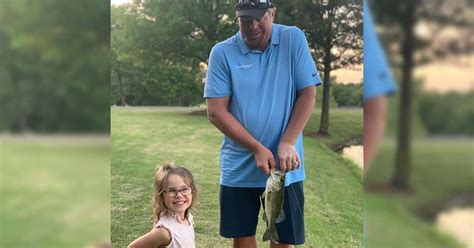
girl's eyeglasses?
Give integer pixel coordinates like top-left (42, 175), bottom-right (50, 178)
top-left (163, 187), bottom-right (192, 198)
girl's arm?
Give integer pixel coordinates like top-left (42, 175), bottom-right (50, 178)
top-left (127, 227), bottom-right (171, 248)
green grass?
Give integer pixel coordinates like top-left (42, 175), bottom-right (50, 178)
top-left (365, 138), bottom-right (474, 248)
top-left (367, 138), bottom-right (474, 211)
top-left (306, 108), bottom-right (363, 150)
top-left (111, 107), bottom-right (363, 247)
top-left (365, 194), bottom-right (464, 248)
top-left (0, 138), bottom-right (110, 247)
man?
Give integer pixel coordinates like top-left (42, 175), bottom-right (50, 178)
top-left (204, 0), bottom-right (321, 247)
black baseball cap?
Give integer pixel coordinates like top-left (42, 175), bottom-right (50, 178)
top-left (236, 0), bottom-right (274, 19)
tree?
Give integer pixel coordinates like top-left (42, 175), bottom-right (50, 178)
top-left (419, 92), bottom-right (474, 135)
top-left (370, 0), bottom-right (474, 189)
top-left (0, 0), bottom-right (110, 132)
top-left (277, 0), bottom-right (363, 136)
top-left (111, 0), bottom-right (363, 109)
top-left (332, 83), bottom-right (363, 107)
top-left (111, 5), bottom-right (134, 106)
top-left (111, 0), bottom-right (238, 106)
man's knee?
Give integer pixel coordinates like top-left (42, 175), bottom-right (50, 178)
top-left (233, 236), bottom-right (257, 248)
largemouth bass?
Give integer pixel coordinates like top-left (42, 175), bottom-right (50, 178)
top-left (261, 169), bottom-right (286, 243)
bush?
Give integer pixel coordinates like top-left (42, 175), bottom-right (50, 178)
top-left (111, 63), bottom-right (203, 107)
top-left (332, 83), bottom-right (363, 107)
top-left (418, 92), bottom-right (474, 135)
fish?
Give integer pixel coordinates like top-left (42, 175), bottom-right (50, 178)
top-left (261, 169), bottom-right (286, 243)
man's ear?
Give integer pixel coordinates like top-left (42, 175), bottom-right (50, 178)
top-left (269, 8), bottom-right (277, 20)
top-left (272, 8), bottom-right (277, 18)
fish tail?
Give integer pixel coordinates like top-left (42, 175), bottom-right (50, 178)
top-left (262, 227), bottom-right (279, 242)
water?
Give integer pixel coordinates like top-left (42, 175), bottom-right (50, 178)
top-left (342, 145), bottom-right (363, 169)
top-left (436, 207), bottom-right (474, 248)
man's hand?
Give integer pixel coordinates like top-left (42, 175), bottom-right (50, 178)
top-left (278, 142), bottom-right (300, 172)
top-left (277, 86), bottom-right (314, 172)
top-left (253, 145), bottom-right (276, 175)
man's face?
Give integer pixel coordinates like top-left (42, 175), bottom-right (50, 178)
top-left (238, 9), bottom-right (275, 51)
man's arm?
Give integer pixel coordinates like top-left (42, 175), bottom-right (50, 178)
top-left (206, 97), bottom-right (276, 175)
top-left (279, 86), bottom-right (316, 172)
top-left (363, 95), bottom-right (387, 173)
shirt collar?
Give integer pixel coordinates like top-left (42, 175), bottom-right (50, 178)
top-left (237, 24), bottom-right (279, 55)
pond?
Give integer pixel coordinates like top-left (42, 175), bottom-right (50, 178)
top-left (436, 207), bottom-right (474, 248)
top-left (342, 145), bottom-right (363, 169)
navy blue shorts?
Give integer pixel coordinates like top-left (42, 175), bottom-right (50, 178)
top-left (219, 181), bottom-right (305, 245)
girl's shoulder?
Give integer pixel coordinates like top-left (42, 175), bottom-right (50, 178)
top-left (157, 212), bottom-right (194, 227)
top-left (152, 226), bottom-right (172, 241)
top-left (188, 213), bottom-right (194, 224)
top-left (155, 214), bottom-right (174, 228)
top-left (154, 213), bottom-right (195, 247)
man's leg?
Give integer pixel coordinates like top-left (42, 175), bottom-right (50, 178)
top-left (219, 186), bottom-right (265, 248)
top-left (234, 236), bottom-right (258, 248)
top-left (270, 241), bottom-right (293, 248)
top-left (274, 181), bottom-right (305, 246)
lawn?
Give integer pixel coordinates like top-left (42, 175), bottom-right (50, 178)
top-left (365, 138), bottom-right (474, 248)
top-left (306, 108), bottom-right (363, 150)
top-left (111, 107), bottom-right (363, 247)
top-left (0, 137), bottom-right (110, 247)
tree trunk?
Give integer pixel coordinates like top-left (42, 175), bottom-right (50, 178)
top-left (391, 0), bottom-right (417, 189)
top-left (116, 69), bottom-right (127, 106)
top-left (11, 66), bottom-right (27, 132)
top-left (318, 44), bottom-right (332, 136)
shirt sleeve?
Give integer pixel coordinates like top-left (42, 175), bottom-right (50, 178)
top-left (155, 219), bottom-right (173, 245)
top-left (204, 44), bottom-right (232, 98)
top-left (293, 28), bottom-right (322, 91)
top-left (363, 0), bottom-right (397, 101)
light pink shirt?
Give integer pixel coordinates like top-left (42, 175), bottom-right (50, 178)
top-left (156, 213), bottom-right (195, 248)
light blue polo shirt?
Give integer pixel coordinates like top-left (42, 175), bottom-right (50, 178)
top-left (364, 0), bottom-right (397, 101)
top-left (204, 24), bottom-right (321, 188)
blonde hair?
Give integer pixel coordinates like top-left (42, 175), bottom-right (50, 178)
top-left (152, 162), bottom-right (197, 223)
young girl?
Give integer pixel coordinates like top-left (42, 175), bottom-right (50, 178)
top-left (128, 162), bottom-right (197, 248)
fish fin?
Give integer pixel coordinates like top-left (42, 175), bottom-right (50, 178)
top-left (262, 227), bottom-right (279, 242)
top-left (275, 210), bottom-right (286, 223)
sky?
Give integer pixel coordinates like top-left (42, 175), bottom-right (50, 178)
top-left (414, 54), bottom-right (473, 93)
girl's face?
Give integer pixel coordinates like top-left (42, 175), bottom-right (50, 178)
top-left (163, 174), bottom-right (193, 217)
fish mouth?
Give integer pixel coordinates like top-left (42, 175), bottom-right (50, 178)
top-left (270, 169), bottom-right (286, 182)
top-left (272, 169), bottom-right (285, 176)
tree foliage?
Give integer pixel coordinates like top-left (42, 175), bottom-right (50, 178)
top-left (0, 0), bottom-right (109, 132)
top-left (112, 0), bottom-right (363, 113)
top-left (332, 83), bottom-right (363, 107)
top-left (370, 0), bottom-right (474, 66)
top-left (419, 92), bottom-right (474, 135)
top-left (111, 0), bottom-right (237, 106)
